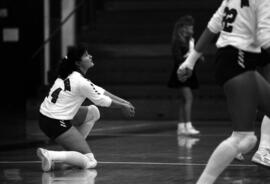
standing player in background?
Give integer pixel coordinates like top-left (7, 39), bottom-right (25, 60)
top-left (168, 15), bottom-right (201, 135)
top-left (37, 44), bottom-right (135, 172)
top-left (177, 0), bottom-right (270, 183)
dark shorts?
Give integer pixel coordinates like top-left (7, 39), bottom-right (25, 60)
top-left (39, 112), bottom-right (72, 140)
top-left (215, 46), bottom-right (260, 86)
top-left (257, 49), bottom-right (270, 67)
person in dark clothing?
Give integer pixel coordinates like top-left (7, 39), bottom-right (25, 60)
top-left (168, 15), bottom-right (201, 135)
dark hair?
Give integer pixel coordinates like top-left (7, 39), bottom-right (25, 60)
top-left (172, 15), bottom-right (194, 41)
top-left (57, 44), bottom-right (88, 79)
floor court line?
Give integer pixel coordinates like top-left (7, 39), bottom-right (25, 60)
top-left (0, 160), bottom-right (256, 167)
top-left (93, 125), bottom-right (230, 137)
top-left (90, 133), bottom-right (229, 138)
top-left (93, 123), bottom-right (166, 132)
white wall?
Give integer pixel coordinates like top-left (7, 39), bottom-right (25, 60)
top-left (61, 0), bottom-right (75, 57)
top-left (44, 0), bottom-right (50, 85)
top-left (43, 0), bottom-right (76, 85)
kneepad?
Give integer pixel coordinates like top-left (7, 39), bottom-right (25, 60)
top-left (238, 133), bottom-right (257, 154)
top-left (86, 105), bottom-right (100, 122)
top-left (227, 132), bottom-right (257, 154)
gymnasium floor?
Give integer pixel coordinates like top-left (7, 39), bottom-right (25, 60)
top-left (0, 124), bottom-right (270, 184)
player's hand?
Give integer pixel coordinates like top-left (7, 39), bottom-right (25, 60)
top-left (177, 49), bottom-right (201, 81)
top-left (177, 62), bottom-right (193, 82)
top-left (121, 103), bottom-right (135, 117)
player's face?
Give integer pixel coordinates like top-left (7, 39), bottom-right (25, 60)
top-left (181, 25), bottom-right (194, 38)
top-left (80, 51), bottom-right (94, 70)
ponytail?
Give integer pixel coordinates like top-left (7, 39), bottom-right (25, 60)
top-left (57, 56), bottom-right (77, 79)
top-left (56, 44), bottom-right (88, 80)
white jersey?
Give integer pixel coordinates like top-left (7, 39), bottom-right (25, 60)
top-left (40, 71), bottom-right (112, 120)
top-left (207, 0), bottom-right (270, 53)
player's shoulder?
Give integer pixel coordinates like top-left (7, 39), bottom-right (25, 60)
top-left (68, 71), bottom-right (84, 80)
top-left (52, 78), bottom-right (64, 87)
top-left (67, 71), bottom-right (86, 86)
top-left (71, 72), bottom-right (95, 86)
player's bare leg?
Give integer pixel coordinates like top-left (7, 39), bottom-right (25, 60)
top-left (197, 72), bottom-right (258, 184)
top-left (37, 127), bottom-right (97, 172)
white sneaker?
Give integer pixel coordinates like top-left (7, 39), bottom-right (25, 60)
top-left (186, 124), bottom-right (200, 135)
top-left (251, 148), bottom-right (270, 167)
top-left (177, 124), bottom-right (187, 135)
top-left (37, 148), bottom-right (54, 172)
top-left (86, 153), bottom-right (98, 169)
top-left (88, 160), bottom-right (97, 169)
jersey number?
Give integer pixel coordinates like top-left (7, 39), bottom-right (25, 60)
top-left (49, 79), bottom-right (71, 103)
top-left (222, 7), bottom-right (238, 33)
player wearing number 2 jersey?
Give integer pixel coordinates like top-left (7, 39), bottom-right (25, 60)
top-left (36, 44), bottom-right (135, 172)
top-left (177, 0), bottom-right (270, 183)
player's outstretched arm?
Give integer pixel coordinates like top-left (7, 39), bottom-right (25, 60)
top-left (104, 90), bottom-right (132, 105)
top-left (194, 28), bottom-right (217, 53)
top-left (104, 90), bottom-right (135, 113)
top-left (103, 90), bottom-right (135, 117)
top-left (182, 27), bottom-right (218, 68)
top-left (177, 28), bottom-right (217, 81)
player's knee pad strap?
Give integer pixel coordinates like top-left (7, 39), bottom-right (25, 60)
top-left (87, 105), bottom-right (100, 122)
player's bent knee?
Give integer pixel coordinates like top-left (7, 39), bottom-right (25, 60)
top-left (238, 134), bottom-right (257, 154)
top-left (87, 105), bottom-right (100, 122)
top-left (226, 132), bottom-right (257, 154)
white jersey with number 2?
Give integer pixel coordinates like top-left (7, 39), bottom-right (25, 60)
top-left (207, 0), bottom-right (270, 53)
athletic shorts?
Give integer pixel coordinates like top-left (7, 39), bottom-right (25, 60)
top-left (257, 49), bottom-right (270, 67)
top-left (39, 112), bottom-right (72, 140)
top-left (215, 46), bottom-right (260, 86)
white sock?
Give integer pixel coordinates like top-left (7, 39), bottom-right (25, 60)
top-left (48, 150), bottom-right (93, 169)
top-left (178, 122), bottom-right (185, 129)
top-left (197, 138), bottom-right (238, 184)
top-left (186, 122), bottom-right (192, 129)
top-left (258, 116), bottom-right (270, 150)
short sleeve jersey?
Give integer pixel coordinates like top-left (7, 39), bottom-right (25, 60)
top-left (207, 0), bottom-right (270, 53)
top-left (40, 71), bottom-right (112, 120)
